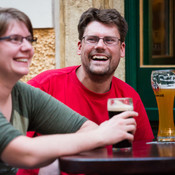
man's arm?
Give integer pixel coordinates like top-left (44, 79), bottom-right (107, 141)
top-left (1, 111), bottom-right (138, 169)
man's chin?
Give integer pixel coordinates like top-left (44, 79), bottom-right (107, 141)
top-left (89, 64), bottom-right (109, 73)
top-left (89, 68), bottom-right (110, 76)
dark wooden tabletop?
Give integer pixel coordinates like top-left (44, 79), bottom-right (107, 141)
top-left (59, 141), bottom-right (175, 175)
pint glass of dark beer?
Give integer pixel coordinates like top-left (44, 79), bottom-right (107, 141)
top-left (151, 69), bottom-right (175, 141)
top-left (107, 98), bottom-right (133, 150)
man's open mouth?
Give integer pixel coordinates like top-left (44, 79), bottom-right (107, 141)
top-left (92, 55), bottom-right (108, 61)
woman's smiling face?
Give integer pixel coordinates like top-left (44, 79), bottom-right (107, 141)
top-left (0, 20), bottom-right (34, 79)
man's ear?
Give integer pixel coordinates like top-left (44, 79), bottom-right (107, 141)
top-left (77, 41), bottom-right (82, 55)
top-left (120, 42), bottom-right (125, 58)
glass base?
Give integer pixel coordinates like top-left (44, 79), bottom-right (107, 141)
top-left (112, 147), bottom-right (132, 152)
top-left (157, 136), bottom-right (175, 142)
top-left (112, 140), bottom-right (132, 152)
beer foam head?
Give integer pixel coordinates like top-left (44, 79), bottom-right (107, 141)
top-left (151, 70), bottom-right (175, 90)
top-left (107, 98), bottom-right (133, 111)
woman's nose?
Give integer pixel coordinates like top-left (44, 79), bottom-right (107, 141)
top-left (20, 39), bottom-right (33, 50)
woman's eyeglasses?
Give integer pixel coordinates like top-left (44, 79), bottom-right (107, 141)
top-left (0, 34), bottom-right (37, 45)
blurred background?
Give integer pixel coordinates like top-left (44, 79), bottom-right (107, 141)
top-left (1, 0), bottom-right (174, 137)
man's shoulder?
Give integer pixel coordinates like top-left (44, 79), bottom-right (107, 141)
top-left (112, 76), bottom-right (138, 94)
top-left (28, 66), bottom-right (79, 85)
top-left (112, 76), bottom-right (131, 87)
top-left (35, 65), bottom-right (78, 78)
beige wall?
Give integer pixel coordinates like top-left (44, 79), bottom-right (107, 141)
top-left (23, 0), bottom-right (125, 82)
top-left (22, 29), bottom-right (56, 82)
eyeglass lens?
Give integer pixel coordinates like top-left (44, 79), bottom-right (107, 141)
top-left (83, 35), bottom-right (120, 46)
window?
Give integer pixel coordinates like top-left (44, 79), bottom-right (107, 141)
top-left (140, 0), bottom-right (175, 66)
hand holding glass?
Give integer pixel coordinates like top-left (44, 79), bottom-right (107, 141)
top-left (107, 98), bottom-right (134, 150)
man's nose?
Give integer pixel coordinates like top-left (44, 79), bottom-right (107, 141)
top-left (95, 38), bottom-right (106, 48)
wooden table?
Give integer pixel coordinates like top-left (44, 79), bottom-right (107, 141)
top-left (59, 141), bottom-right (175, 175)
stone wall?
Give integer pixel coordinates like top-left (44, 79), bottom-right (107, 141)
top-left (23, 0), bottom-right (125, 82)
top-left (61, 0), bottom-right (125, 81)
top-left (22, 29), bottom-right (56, 82)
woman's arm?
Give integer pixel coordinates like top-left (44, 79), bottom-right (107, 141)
top-left (1, 111), bottom-right (137, 169)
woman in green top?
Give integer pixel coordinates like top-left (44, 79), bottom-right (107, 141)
top-left (0, 7), bottom-right (138, 174)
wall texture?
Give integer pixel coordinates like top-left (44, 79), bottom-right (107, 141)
top-left (22, 29), bottom-right (56, 82)
top-left (22, 0), bottom-right (125, 82)
top-left (60, 0), bottom-right (125, 81)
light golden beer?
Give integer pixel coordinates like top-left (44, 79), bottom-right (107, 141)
top-left (151, 70), bottom-right (175, 141)
top-left (153, 87), bottom-right (175, 141)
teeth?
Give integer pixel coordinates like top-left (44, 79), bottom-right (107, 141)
top-left (15, 58), bottom-right (28, 63)
top-left (92, 55), bottom-right (107, 60)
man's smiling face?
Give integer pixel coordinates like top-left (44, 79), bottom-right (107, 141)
top-left (77, 21), bottom-right (125, 77)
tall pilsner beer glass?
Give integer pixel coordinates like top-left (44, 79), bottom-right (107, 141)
top-left (151, 70), bottom-right (175, 141)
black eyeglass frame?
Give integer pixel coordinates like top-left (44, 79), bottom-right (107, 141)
top-left (0, 34), bottom-right (37, 44)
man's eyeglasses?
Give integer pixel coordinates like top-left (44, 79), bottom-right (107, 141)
top-left (82, 35), bottom-right (121, 46)
top-left (0, 34), bottom-right (37, 45)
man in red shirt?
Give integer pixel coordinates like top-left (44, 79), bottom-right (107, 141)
top-left (17, 7), bottom-right (154, 175)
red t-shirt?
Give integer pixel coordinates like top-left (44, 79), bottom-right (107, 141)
top-left (17, 66), bottom-right (154, 175)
